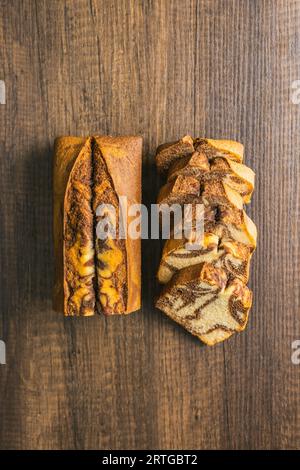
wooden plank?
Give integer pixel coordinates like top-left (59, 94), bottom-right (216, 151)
top-left (0, 0), bottom-right (299, 450)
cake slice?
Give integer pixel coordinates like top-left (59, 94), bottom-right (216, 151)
top-left (157, 233), bottom-right (219, 283)
top-left (156, 263), bottom-right (252, 346)
top-left (167, 152), bottom-right (254, 204)
top-left (157, 175), bottom-right (243, 210)
top-left (155, 135), bottom-right (194, 173)
top-left (157, 234), bottom-right (251, 284)
top-left (213, 207), bottom-right (257, 250)
top-left (205, 157), bottom-right (254, 203)
top-left (156, 136), bottom-right (244, 173)
top-left (195, 138), bottom-right (244, 163)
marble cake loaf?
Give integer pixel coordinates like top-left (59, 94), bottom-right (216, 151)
top-left (53, 135), bottom-right (142, 316)
top-left (155, 136), bottom-right (257, 345)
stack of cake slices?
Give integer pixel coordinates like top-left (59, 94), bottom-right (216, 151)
top-left (155, 136), bottom-right (257, 345)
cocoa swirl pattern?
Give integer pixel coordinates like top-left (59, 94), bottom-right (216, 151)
top-left (64, 140), bottom-right (96, 316)
top-left (159, 277), bottom-right (251, 335)
top-left (92, 141), bottom-right (127, 315)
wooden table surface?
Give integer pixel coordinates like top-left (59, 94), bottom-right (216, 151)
top-left (0, 0), bottom-right (300, 450)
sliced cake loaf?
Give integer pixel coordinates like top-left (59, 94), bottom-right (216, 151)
top-left (167, 151), bottom-right (254, 204)
top-left (194, 138), bottom-right (244, 163)
top-left (155, 135), bottom-right (256, 345)
top-left (157, 235), bottom-right (251, 285)
top-left (156, 263), bottom-right (252, 346)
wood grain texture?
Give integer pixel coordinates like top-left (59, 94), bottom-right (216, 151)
top-left (0, 0), bottom-right (300, 450)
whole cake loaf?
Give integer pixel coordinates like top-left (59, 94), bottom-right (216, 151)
top-left (155, 136), bottom-right (257, 345)
top-left (53, 135), bottom-right (142, 316)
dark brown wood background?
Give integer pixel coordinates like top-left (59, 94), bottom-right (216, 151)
top-left (0, 0), bottom-right (299, 450)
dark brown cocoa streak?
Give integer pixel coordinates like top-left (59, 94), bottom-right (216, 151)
top-left (86, 138), bottom-right (99, 316)
top-left (177, 317), bottom-right (233, 337)
top-left (225, 259), bottom-right (246, 276)
top-left (217, 252), bottom-right (226, 262)
top-left (174, 284), bottom-right (220, 315)
top-left (229, 298), bottom-right (247, 326)
top-left (66, 193), bottom-right (92, 245)
top-left (197, 142), bottom-right (232, 161)
top-left (92, 139), bottom-right (128, 313)
top-left (64, 219), bottom-right (76, 247)
top-left (184, 285), bottom-right (215, 294)
top-left (171, 247), bottom-right (211, 259)
top-left (173, 289), bottom-right (198, 311)
top-left (229, 176), bottom-right (242, 184)
top-left (84, 258), bottom-right (95, 267)
top-left (185, 287), bottom-right (223, 321)
top-left (211, 206), bottom-right (221, 223)
top-left (198, 181), bottom-right (205, 196)
top-left (210, 158), bottom-right (230, 169)
top-left (193, 138), bottom-right (205, 150)
top-left (203, 324), bottom-right (234, 335)
top-left (203, 170), bottom-right (228, 180)
top-left (91, 138), bottom-right (104, 313)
